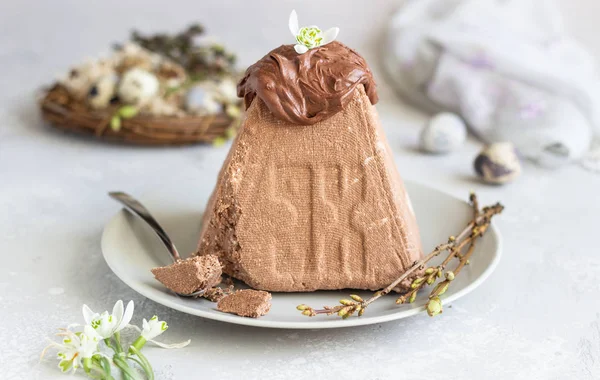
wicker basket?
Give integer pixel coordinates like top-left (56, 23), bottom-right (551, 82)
top-left (40, 84), bottom-right (238, 146)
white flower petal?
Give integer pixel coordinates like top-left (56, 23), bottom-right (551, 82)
top-left (148, 339), bottom-right (191, 349)
top-left (289, 10), bottom-right (299, 36)
top-left (294, 44), bottom-right (309, 54)
top-left (79, 327), bottom-right (99, 358)
top-left (112, 300), bottom-right (124, 323)
top-left (82, 305), bottom-right (96, 325)
top-left (83, 325), bottom-right (101, 341)
top-left (321, 27), bottom-right (339, 45)
top-left (117, 300), bottom-right (134, 332)
top-left (94, 313), bottom-right (114, 339)
top-left (141, 316), bottom-right (168, 341)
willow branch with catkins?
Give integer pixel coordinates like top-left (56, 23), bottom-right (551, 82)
top-left (296, 193), bottom-right (504, 319)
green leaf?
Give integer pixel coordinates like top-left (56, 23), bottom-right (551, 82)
top-left (113, 331), bottom-right (124, 353)
top-left (225, 127), bottom-right (237, 139)
top-left (126, 355), bottom-right (145, 368)
top-left (129, 346), bottom-right (154, 380)
top-left (100, 356), bottom-right (113, 379)
top-left (225, 104), bottom-right (241, 119)
top-left (113, 355), bottom-right (140, 380)
top-left (118, 105), bottom-right (139, 119)
top-left (212, 137), bottom-right (226, 147)
top-left (110, 116), bottom-right (122, 131)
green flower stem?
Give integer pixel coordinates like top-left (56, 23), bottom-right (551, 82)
top-left (129, 345), bottom-right (154, 380)
top-left (99, 356), bottom-right (115, 380)
top-left (104, 335), bottom-right (126, 379)
top-left (130, 336), bottom-right (147, 353)
top-left (113, 332), bottom-right (124, 353)
top-left (83, 357), bottom-right (93, 373)
top-left (126, 355), bottom-right (145, 368)
top-left (88, 367), bottom-right (107, 380)
top-left (104, 338), bottom-right (114, 351)
top-left (83, 358), bottom-right (106, 380)
top-left (126, 355), bottom-right (153, 380)
top-left (112, 333), bottom-right (130, 380)
top-left (113, 354), bottom-right (139, 380)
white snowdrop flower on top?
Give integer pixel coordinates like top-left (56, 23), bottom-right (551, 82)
top-left (141, 315), bottom-right (168, 341)
top-left (289, 10), bottom-right (339, 54)
top-left (82, 300), bottom-right (134, 339)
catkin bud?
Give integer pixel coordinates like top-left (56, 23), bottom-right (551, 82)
top-left (409, 292), bottom-right (417, 303)
top-left (337, 306), bottom-right (351, 317)
top-left (426, 297), bottom-right (442, 317)
top-left (433, 281), bottom-right (449, 296)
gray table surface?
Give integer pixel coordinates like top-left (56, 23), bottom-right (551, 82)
top-left (2, 1), bottom-right (600, 379)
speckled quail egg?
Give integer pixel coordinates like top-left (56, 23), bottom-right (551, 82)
top-left (60, 60), bottom-right (114, 101)
top-left (117, 68), bottom-right (159, 105)
top-left (474, 142), bottom-right (522, 184)
top-left (87, 74), bottom-right (118, 109)
top-left (420, 112), bottom-right (467, 154)
top-left (155, 60), bottom-right (187, 88)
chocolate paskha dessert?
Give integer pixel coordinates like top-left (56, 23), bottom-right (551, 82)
top-left (151, 254), bottom-right (221, 295)
top-left (217, 289), bottom-right (272, 318)
top-left (196, 39), bottom-right (422, 292)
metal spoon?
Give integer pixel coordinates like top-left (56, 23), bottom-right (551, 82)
top-left (108, 191), bottom-right (206, 297)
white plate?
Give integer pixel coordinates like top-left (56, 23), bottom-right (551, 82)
top-left (101, 181), bottom-right (501, 329)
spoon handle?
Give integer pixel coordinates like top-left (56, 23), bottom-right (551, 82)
top-left (108, 191), bottom-right (181, 262)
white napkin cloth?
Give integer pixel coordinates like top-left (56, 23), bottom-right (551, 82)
top-left (384, 0), bottom-right (600, 166)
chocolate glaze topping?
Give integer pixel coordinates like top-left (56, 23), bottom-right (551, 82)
top-left (237, 41), bottom-right (378, 125)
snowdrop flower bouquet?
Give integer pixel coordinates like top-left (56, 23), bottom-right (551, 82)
top-left (42, 300), bottom-right (189, 379)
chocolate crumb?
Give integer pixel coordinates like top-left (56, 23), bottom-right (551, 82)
top-left (202, 285), bottom-right (234, 302)
top-left (217, 289), bottom-right (272, 318)
top-left (151, 254), bottom-right (221, 295)
top-left (223, 276), bottom-right (235, 287)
